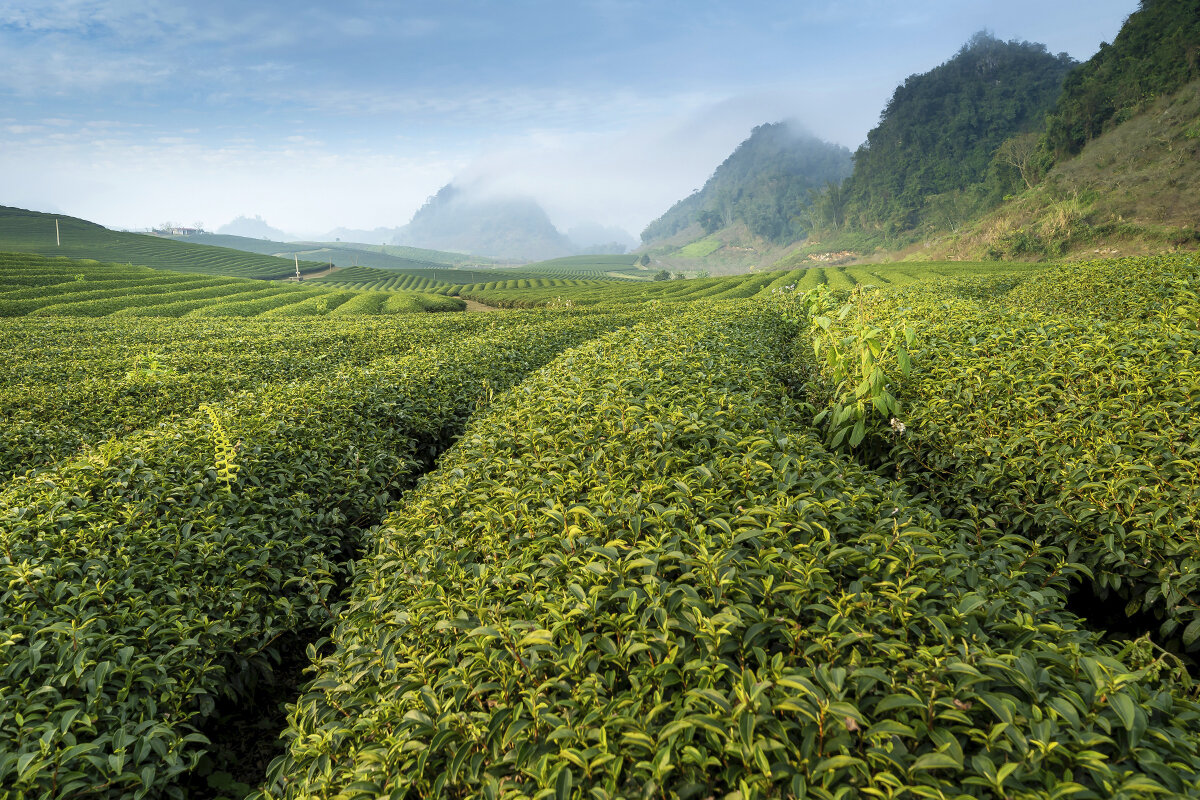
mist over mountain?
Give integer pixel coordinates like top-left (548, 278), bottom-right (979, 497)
top-left (319, 226), bottom-right (404, 245)
top-left (392, 184), bottom-right (574, 261)
top-left (641, 123), bottom-right (852, 245)
top-left (217, 215), bottom-right (297, 241)
top-left (566, 223), bottom-right (638, 255)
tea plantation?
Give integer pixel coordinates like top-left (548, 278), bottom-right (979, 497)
top-left (0, 254), bottom-right (464, 318)
top-left (1, 250), bottom-right (1199, 798)
top-left (0, 207), bottom-right (321, 279)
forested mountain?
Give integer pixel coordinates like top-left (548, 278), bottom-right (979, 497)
top-left (1043, 0), bottom-right (1200, 158)
top-left (640, 123), bottom-right (852, 244)
top-left (841, 33), bottom-right (1075, 236)
top-left (393, 184), bottom-right (573, 261)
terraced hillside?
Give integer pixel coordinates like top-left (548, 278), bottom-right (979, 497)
top-left (306, 266), bottom-right (460, 293)
top-left (0, 253), bottom-right (464, 317)
top-left (517, 254), bottom-right (649, 279)
top-left (306, 260), bottom-right (1023, 309)
top-left (181, 234), bottom-right (469, 271)
top-left (0, 207), bottom-right (325, 279)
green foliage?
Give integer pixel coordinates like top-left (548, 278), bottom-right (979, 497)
top-left (0, 309), bottom-right (641, 799)
top-left (1043, 0), bottom-right (1200, 158)
top-left (849, 255), bottom-right (1200, 647)
top-left (842, 33), bottom-right (1075, 239)
top-left (258, 303), bottom-right (1200, 799)
top-left (785, 284), bottom-right (915, 450)
top-left (6, 251), bottom-right (1200, 797)
top-left (641, 123), bottom-right (852, 244)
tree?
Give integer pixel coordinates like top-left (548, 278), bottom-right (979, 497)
top-left (653, 269), bottom-right (671, 281)
top-left (810, 181), bottom-right (848, 231)
top-left (995, 132), bottom-right (1043, 189)
top-left (638, 254), bottom-right (651, 267)
top-left (698, 209), bottom-right (723, 234)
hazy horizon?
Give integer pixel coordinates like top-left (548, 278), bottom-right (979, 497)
top-left (2, 1), bottom-right (1134, 240)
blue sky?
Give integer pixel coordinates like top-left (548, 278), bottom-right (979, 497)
top-left (1, 0), bottom-right (1135, 238)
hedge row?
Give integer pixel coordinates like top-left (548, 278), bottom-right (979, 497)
top-left (0, 310), bottom-right (639, 798)
top-left (1, 314), bottom-right (492, 479)
top-left (816, 255), bottom-right (1200, 648)
top-left (259, 304), bottom-right (1200, 799)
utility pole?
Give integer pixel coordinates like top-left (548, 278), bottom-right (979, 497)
top-left (56, 219), bottom-right (60, 247)
top-left (294, 255), bottom-right (301, 282)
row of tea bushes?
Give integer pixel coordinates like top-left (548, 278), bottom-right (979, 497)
top-left (455, 263), bottom-right (1024, 310)
top-left (841, 255), bottom-right (1200, 648)
top-left (0, 312), bottom-right (516, 479)
top-left (0, 310), bottom-right (638, 798)
top-left (260, 305), bottom-right (1200, 799)
top-left (0, 252), bottom-right (464, 318)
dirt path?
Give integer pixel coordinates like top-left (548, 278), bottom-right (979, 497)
top-left (462, 298), bottom-right (500, 312)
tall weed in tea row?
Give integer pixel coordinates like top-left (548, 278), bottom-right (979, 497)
top-left (772, 282), bottom-right (914, 453)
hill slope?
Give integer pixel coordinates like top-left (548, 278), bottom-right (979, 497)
top-left (896, 0), bottom-right (1200, 262)
top-left (0, 251), bottom-right (465, 317)
top-left (930, 79), bottom-right (1200, 260)
top-left (179, 233), bottom-right (474, 271)
top-left (0, 206), bottom-right (321, 279)
top-left (1044, 0), bottom-right (1200, 158)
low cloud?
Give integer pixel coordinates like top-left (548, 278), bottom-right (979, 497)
top-left (451, 90), bottom-right (878, 237)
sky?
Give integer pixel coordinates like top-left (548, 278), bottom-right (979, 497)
top-left (1, 0), bottom-right (1136, 240)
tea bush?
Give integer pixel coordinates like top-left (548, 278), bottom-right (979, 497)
top-left (260, 304), bottom-right (1200, 799)
top-left (0, 310), bottom-right (640, 798)
top-left (816, 255), bottom-right (1200, 648)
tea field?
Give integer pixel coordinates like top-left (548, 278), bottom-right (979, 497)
top-left (0, 253), bottom-right (464, 318)
top-left (0, 207), bottom-right (321, 280)
top-left (1, 251), bottom-right (1199, 799)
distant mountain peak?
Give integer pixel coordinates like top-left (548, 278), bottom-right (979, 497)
top-left (217, 215), bottom-right (296, 241)
top-left (641, 123), bottom-right (852, 245)
top-left (392, 184), bottom-right (573, 261)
